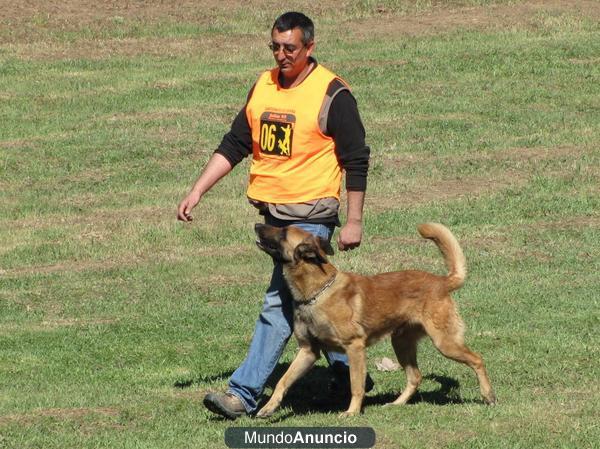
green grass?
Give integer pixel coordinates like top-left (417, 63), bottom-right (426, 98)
top-left (1, 1), bottom-right (599, 448)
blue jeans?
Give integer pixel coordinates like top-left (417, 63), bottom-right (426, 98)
top-left (227, 217), bottom-right (348, 413)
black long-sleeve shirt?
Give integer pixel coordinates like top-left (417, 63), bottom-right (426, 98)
top-left (215, 74), bottom-right (370, 192)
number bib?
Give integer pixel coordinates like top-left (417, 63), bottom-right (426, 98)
top-left (259, 112), bottom-right (295, 158)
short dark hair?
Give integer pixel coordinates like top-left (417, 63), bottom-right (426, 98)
top-left (272, 12), bottom-right (314, 45)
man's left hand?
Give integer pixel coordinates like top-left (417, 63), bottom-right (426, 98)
top-left (338, 220), bottom-right (362, 251)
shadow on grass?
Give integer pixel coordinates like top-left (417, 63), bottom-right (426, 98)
top-left (268, 372), bottom-right (474, 422)
top-left (177, 363), bottom-right (476, 421)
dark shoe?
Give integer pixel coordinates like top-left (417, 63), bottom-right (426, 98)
top-left (203, 392), bottom-right (247, 420)
top-left (329, 361), bottom-right (375, 397)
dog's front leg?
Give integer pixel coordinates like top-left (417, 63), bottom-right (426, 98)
top-left (340, 340), bottom-right (367, 417)
top-left (256, 346), bottom-right (319, 418)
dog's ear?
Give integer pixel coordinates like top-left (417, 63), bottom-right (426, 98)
top-left (317, 237), bottom-right (335, 256)
top-left (294, 239), bottom-right (329, 265)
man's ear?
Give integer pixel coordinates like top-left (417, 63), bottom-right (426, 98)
top-left (294, 240), bottom-right (328, 265)
top-left (317, 237), bottom-right (335, 256)
top-left (305, 40), bottom-right (315, 58)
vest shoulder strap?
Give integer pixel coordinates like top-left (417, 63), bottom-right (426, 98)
top-left (318, 78), bottom-right (350, 135)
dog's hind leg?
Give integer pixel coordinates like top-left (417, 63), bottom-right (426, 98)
top-left (425, 319), bottom-right (496, 405)
top-left (256, 345), bottom-right (319, 418)
top-left (387, 327), bottom-right (424, 406)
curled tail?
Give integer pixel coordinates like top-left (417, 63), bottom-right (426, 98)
top-left (418, 223), bottom-right (466, 291)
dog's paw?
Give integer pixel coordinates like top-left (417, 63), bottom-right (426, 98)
top-left (484, 393), bottom-right (497, 406)
top-left (338, 410), bottom-right (359, 418)
top-left (256, 406), bottom-right (277, 419)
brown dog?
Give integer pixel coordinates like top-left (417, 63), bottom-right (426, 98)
top-left (254, 222), bottom-right (496, 417)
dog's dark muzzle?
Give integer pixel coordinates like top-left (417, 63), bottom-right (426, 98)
top-left (254, 224), bottom-right (286, 260)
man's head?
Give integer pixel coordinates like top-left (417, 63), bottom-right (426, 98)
top-left (270, 12), bottom-right (315, 82)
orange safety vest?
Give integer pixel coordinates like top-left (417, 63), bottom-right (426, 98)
top-left (245, 65), bottom-right (346, 204)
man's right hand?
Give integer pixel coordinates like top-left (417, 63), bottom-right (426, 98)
top-left (177, 190), bottom-right (201, 222)
top-left (176, 153), bottom-right (234, 223)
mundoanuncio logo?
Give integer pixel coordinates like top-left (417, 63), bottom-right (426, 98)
top-left (224, 427), bottom-right (376, 448)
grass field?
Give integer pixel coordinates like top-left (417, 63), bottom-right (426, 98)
top-left (1, 1), bottom-right (599, 448)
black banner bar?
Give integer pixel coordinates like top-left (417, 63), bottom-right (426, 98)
top-left (225, 427), bottom-right (376, 448)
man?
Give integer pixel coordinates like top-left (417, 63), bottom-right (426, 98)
top-left (177, 12), bottom-right (371, 419)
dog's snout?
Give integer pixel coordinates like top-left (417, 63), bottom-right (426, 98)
top-left (255, 223), bottom-right (280, 238)
top-left (255, 223), bottom-right (274, 238)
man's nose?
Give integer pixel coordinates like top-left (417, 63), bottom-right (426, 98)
top-left (274, 48), bottom-right (287, 60)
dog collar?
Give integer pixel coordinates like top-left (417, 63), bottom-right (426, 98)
top-left (301, 272), bottom-right (337, 306)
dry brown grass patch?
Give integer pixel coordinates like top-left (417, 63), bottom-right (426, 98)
top-left (5, 1), bottom-right (600, 60)
top-left (6, 37), bottom-right (201, 61)
top-left (0, 242), bottom-right (249, 278)
top-left (369, 145), bottom-right (592, 212)
top-left (368, 173), bottom-right (527, 212)
top-left (0, 319), bottom-right (119, 336)
top-left (350, 0), bottom-right (600, 40)
top-left (0, 406), bottom-right (120, 427)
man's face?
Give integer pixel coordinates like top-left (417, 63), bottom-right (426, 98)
top-left (270, 27), bottom-right (314, 82)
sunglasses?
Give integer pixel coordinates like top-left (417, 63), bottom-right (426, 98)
top-left (268, 42), bottom-right (305, 56)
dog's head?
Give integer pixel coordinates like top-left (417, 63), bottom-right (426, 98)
top-left (254, 223), bottom-right (334, 265)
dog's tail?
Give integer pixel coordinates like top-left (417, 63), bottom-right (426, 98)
top-left (418, 223), bottom-right (466, 291)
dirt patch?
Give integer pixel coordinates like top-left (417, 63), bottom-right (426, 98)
top-left (0, 407), bottom-right (120, 427)
top-left (1, 258), bottom-right (139, 277)
top-left (5, 36), bottom-right (203, 60)
top-left (368, 145), bottom-right (592, 211)
top-left (532, 216), bottom-right (600, 232)
top-left (0, 0), bottom-right (265, 58)
top-left (39, 407), bottom-right (119, 418)
top-left (5, 0), bottom-right (599, 33)
top-left (467, 215), bottom-right (599, 262)
top-left (477, 145), bottom-right (590, 165)
top-left (0, 242), bottom-right (249, 278)
top-left (350, 0), bottom-right (600, 39)
top-left (368, 173), bottom-right (527, 212)
top-left (4, 205), bottom-right (173, 231)
top-left (0, 0), bottom-right (245, 25)
top-left (383, 145), bottom-right (590, 169)
top-left (569, 57), bottom-right (600, 65)
top-left (0, 319), bottom-right (119, 336)
top-left (4, 1), bottom-right (600, 60)
top-left (0, 138), bottom-right (40, 150)
top-left (40, 318), bottom-right (118, 327)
